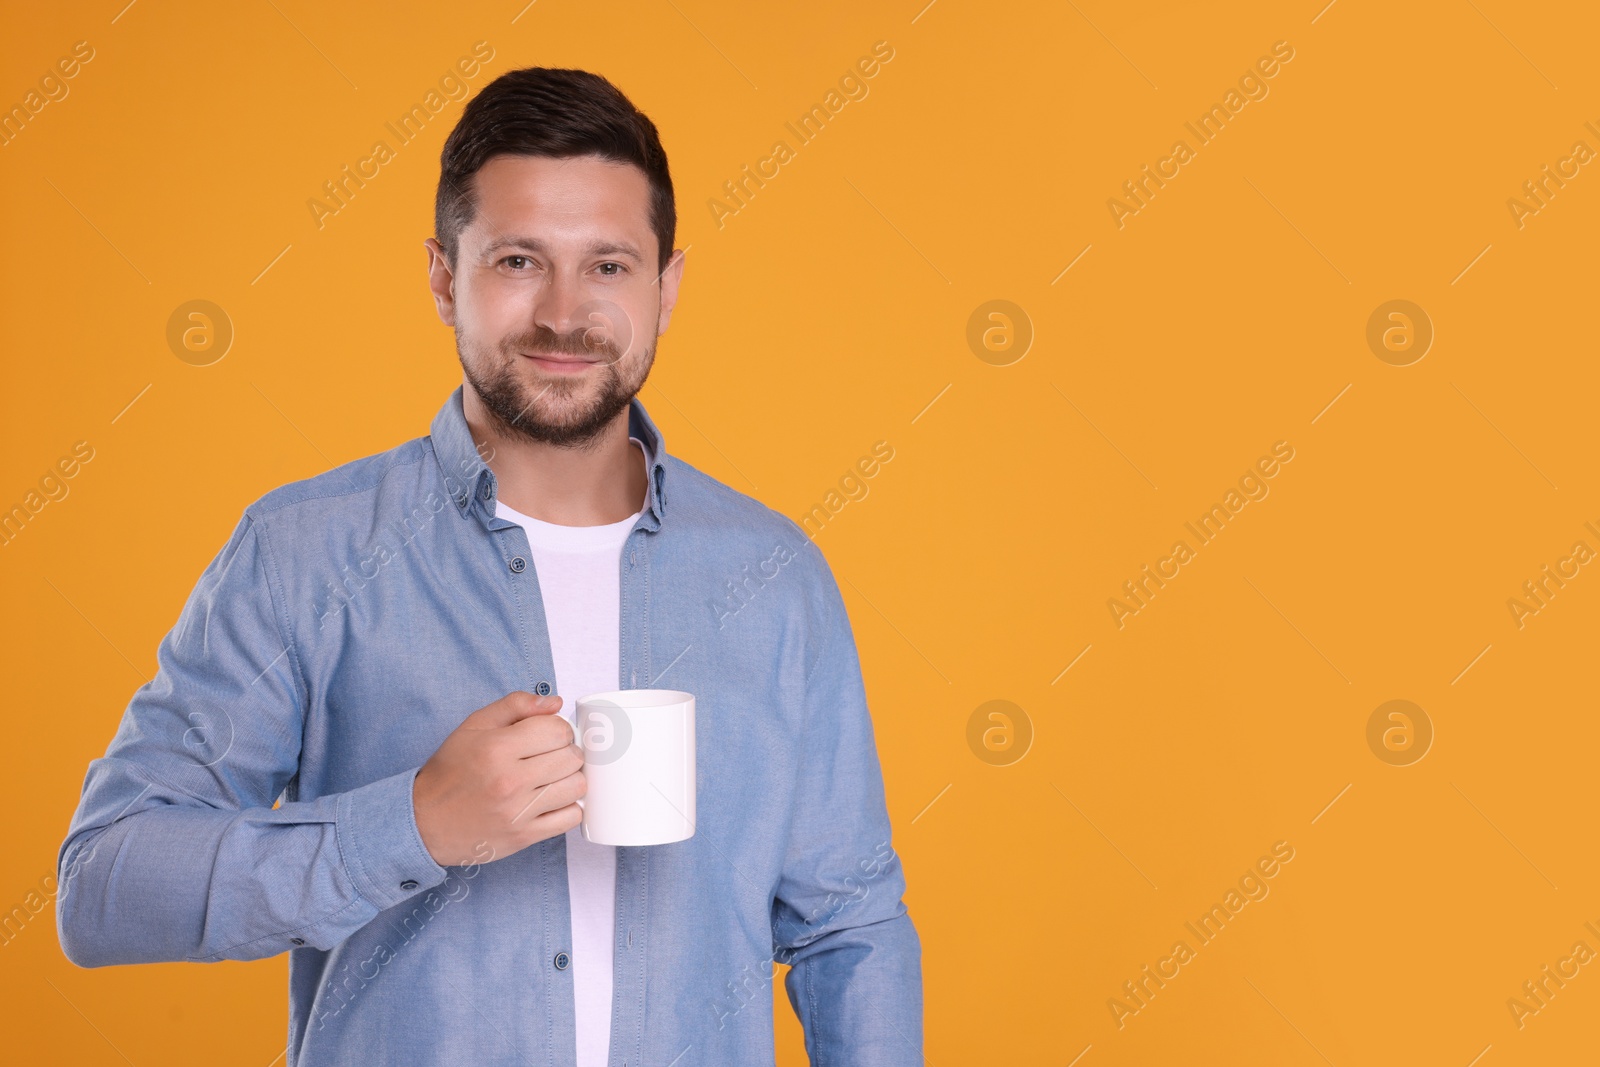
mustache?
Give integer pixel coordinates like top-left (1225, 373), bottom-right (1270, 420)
top-left (504, 323), bottom-right (624, 364)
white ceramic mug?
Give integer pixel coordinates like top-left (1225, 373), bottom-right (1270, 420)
top-left (575, 688), bottom-right (695, 846)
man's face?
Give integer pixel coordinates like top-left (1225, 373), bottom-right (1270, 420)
top-left (425, 153), bottom-right (683, 447)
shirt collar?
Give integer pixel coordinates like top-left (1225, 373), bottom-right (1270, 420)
top-left (428, 384), bottom-right (668, 530)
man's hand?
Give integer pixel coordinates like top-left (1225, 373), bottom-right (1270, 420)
top-left (412, 691), bottom-right (585, 866)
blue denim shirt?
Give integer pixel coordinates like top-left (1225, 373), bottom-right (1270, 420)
top-left (55, 385), bottom-right (921, 1066)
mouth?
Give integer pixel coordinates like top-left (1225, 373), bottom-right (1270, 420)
top-left (521, 352), bottom-right (601, 372)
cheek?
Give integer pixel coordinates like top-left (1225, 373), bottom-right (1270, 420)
top-left (591, 297), bottom-right (643, 359)
top-left (609, 299), bottom-right (658, 363)
top-left (464, 267), bottom-right (531, 314)
top-left (458, 292), bottom-right (525, 351)
top-left (456, 313), bottom-right (499, 357)
top-left (630, 317), bottom-right (658, 362)
top-left (619, 333), bottom-right (656, 378)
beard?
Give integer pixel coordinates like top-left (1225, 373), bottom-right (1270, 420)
top-left (457, 317), bottom-right (654, 449)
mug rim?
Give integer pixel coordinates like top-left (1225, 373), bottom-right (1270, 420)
top-left (576, 688), bottom-right (694, 709)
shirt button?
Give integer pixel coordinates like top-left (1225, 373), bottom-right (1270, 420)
top-left (290, 937), bottom-right (306, 946)
top-left (535, 680), bottom-right (552, 696)
top-left (553, 951), bottom-right (570, 971)
top-left (479, 481), bottom-right (492, 500)
top-left (400, 879), bottom-right (419, 891)
top-left (509, 556), bottom-right (527, 573)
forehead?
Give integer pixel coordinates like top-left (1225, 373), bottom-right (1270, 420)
top-left (464, 153), bottom-right (653, 248)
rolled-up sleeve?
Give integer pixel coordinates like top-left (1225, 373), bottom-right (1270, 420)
top-left (770, 558), bottom-right (923, 1065)
top-left (55, 510), bottom-right (447, 968)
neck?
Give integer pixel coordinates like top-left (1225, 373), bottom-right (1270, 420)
top-left (463, 388), bottom-right (648, 526)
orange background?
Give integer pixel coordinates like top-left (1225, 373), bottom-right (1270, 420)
top-left (4, 1), bottom-right (1599, 1063)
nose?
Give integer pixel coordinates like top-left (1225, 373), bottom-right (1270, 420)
top-left (531, 266), bottom-right (585, 343)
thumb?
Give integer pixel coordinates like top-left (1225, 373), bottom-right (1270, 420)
top-left (466, 691), bottom-right (561, 730)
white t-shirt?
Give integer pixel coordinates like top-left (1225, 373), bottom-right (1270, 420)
top-left (494, 439), bottom-right (645, 1067)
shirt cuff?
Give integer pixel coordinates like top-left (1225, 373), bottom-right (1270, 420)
top-left (337, 766), bottom-right (449, 913)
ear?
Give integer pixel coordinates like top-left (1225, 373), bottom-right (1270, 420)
top-left (424, 238), bottom-right (457, 326)
top-left (655, 247), bottom-right (686, 335)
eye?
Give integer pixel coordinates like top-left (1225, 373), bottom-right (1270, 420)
top-left (502, 255), bottom-right (534, 270)
top-left (597, 262), bottom-right (625, 276)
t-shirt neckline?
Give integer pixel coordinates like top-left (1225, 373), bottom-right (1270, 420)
top-left (493, 437), bottom-right (647, 551)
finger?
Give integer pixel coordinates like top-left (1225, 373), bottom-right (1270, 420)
top-left (508, 770), bottom-right (586, 826)
top-left (516, 745), bottom-right (584, 789)
top-left (465, 691), bottom-right (561, 730)
top-left (521, 802), bottom-right (583, 840)
top-left (502, 711), bottom-right (577, 757)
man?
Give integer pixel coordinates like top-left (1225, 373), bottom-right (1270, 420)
top-left (55, 66), bottom-right (921, 1065)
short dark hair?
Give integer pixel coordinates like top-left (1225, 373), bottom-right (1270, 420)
top-left (434, 67), bottom-right (676, 275)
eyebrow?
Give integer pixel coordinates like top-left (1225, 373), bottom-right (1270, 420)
top-left (481, 235), bottom-right (645, 262)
